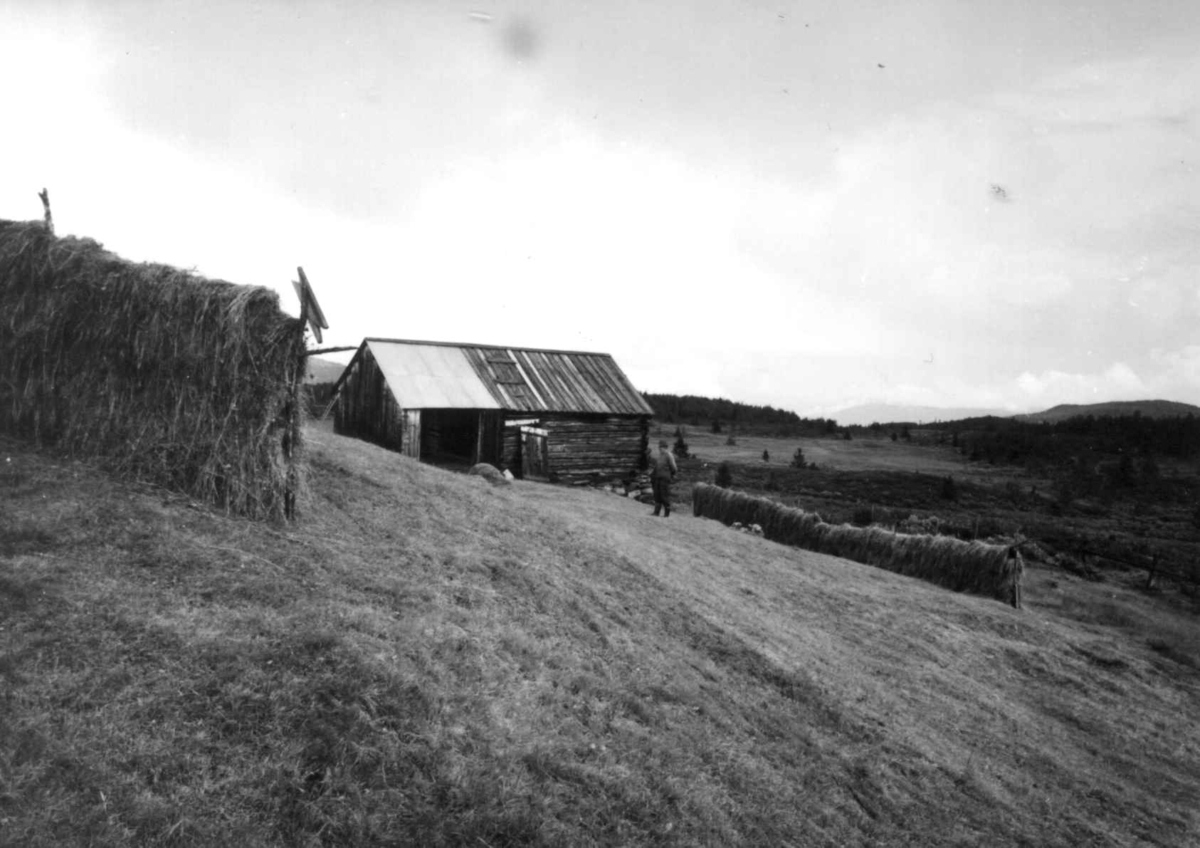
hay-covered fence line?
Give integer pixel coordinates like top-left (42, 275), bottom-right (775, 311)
top-left (693, 483), bottom-right (1023, 608)
top-left (0, 219), bottom-right (307, 520)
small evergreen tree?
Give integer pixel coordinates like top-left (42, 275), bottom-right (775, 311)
top-left (715, 461), bottom-right (733, 488)
top-left (762, 449), bottom-right (770, 463)
top-left (672, 426), bottom-right (690, 459)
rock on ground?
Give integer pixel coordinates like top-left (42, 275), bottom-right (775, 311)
top-left (469, 463), bottom-right (512, 487)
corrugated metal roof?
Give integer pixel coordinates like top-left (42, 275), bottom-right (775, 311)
top-left (361, 338), bottom-right (653, 415)
top-left (366, 340), bottom-right (501, 409)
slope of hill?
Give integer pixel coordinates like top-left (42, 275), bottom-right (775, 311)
top-left (303, 355), bottom-right (348, 385)
top-left (1017, 399), bottom-right (1200, 423)
top-left (2, 427), bottom-right (1198, 846)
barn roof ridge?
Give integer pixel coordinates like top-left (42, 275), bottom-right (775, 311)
top-left (364, 337), bottom-right (617, 358)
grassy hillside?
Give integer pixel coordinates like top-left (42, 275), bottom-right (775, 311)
top-left (304, 355), bottom-right (348, 385)
top-left (3, 426), bottom-right (1199, 846)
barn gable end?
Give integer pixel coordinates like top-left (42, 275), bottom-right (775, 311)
top-left (333, 338), bottom-right (653, 483)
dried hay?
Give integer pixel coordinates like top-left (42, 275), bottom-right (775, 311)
top-left (0, 219), bottom-right (306, 519)
top-left (693, 483), bottom-right (1023, 607)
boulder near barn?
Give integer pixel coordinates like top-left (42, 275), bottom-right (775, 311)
top-left (331, 339), bottom-right (654, 484)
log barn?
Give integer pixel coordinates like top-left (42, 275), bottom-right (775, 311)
top-left (331, 338), bottom-right (654, 483)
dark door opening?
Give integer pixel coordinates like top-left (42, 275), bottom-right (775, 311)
top-left (421, 409), bottom-right (479, 468)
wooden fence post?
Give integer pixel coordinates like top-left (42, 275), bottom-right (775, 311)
top-left (38, 188), bottom-right (54, 235)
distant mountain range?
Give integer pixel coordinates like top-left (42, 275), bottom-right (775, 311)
top-left (834, 399), bottom-right (1200, 427)
top-left (831, 403), bottom-right (1013, 427)
top-left (1013, 399), bottom-right (1200, 423)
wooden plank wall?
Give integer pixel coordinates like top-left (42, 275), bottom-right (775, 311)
top-left (500, 413), bottom-right (648, 483)
top-left (333, 350), bottom-right (406, 452)
top-left (501, 426), bottom-right (521, 473)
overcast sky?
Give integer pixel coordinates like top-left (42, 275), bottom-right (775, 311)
top-left (3, 0), bottom-right (1199, 418)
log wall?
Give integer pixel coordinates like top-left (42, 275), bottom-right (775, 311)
top-left (500, 413), bottom-right (648, 484)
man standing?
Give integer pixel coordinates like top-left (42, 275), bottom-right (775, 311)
top-left (651, 439), bottom-right (678, 517)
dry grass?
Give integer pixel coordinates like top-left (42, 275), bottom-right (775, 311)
top-left (0, 220), bottom-right (306, 520)
top-left (1, 425), bottom-right (1198, 846)
top-left (693, 483), bottom-right (1023, 606)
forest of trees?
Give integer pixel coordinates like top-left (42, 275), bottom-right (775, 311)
top-left (642, 392), bottom-right (839, 437)
top-left (948, 413), bottom-right (1200, 465)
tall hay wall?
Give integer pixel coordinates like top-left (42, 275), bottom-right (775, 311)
top-left (0, 220), bottom-right (306, 520)
top-left (693, 483), bottom-right (1023, 608)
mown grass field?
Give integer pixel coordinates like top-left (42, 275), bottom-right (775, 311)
top-left (2, 424), bottom-right (1199, 846)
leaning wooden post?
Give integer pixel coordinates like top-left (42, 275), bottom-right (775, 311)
top-left (283, 298), bottom-right (307, 521)
top-left (38, 188), bottom-right (54, 235)
top-left (283, 267), bottom-right (329, 520)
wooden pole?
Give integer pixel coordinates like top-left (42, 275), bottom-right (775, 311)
top-left (282, 277), bottom-right (309, 521)
top-left (38, 188), bottom-right (53, 235)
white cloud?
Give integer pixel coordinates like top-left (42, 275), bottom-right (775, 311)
top-left (1005, 57), bottom-right (1200, 128)
top-left (5, 6), bottom-right (1200, 418)
top-left (384, 127), bottom-right (890, 360)
top-left (1148, 346), bottom-right (1200, 399)
top-left (1015, 363), bottom-right (1148, 405)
